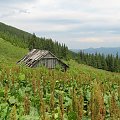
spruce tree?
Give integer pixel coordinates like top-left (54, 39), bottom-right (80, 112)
top-left (28, 33), bottom-right (36, 51)
top-left (114, 52), bottom-right (120, 72)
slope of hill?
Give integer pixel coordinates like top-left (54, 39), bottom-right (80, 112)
top-left (0, 38), bottom-right (28, 64)
top-left (0, 22), bottom-right (74, 60)
top-left (0, 22), bottom-right (31, 48)
top-left (71, 47), bottom-right (120, 56)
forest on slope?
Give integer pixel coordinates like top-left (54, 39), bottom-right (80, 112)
top-left (77, 51), bottom-right (120, 72)
top-left (0, 22), bottom-right (75, 60)
top-left (0, 22), bottom-right (120, 73)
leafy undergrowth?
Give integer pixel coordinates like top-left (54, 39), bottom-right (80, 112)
top-left (0, 60), bottom-right (120, 120)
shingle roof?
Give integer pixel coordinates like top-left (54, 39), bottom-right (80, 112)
top-left (18, 49), bottom-right (49, 67)
top-left (26, 49), bottom-right (49, 60)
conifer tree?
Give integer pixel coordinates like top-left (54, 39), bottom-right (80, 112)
top-left (114, 52), bottom-right (120, 72)
top-left (28, 33), bottom-right (36, 51)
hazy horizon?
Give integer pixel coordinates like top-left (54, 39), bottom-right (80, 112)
top-left (71, 46), bottom-right (120, 50)
top-left (1, 0), bottom-right (120, 49)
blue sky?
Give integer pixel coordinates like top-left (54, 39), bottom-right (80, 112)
top-left (0, 0), bottom-right (120, 49)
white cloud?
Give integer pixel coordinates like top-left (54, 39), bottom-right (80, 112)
top-left (77, 38), bottom-right (104, 43)
top-left (74, 36), bottom-right (120, 43)
top-left (1, 0), bottom-right (120, 48)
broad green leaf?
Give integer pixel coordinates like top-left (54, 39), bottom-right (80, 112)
top-left (9, 96), bottom-right (16, 104)
top-left (19, 73), bottom-right (25, 81)
top-left (68, 111), bottom-right (77, 120)
top-left (0, 91), bottom-right (4, 97)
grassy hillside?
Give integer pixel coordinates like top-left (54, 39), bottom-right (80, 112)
top-left (0, 38), bottom-right (28, 64)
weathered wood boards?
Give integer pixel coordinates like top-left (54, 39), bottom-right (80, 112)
top-left (17, 49), bottom-right (69, 71)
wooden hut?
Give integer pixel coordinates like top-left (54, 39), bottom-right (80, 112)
top-left (17, 49), bottom-right (69, 71)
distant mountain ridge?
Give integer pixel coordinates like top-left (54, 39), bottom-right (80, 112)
top-left (71, 47), bottom-right (120, 56)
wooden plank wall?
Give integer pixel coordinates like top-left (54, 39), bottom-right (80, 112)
top-left (38, 58), bottom-right (59, 68)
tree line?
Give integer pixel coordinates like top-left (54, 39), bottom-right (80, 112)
top-left (77, 51), bottom-right (120, 72)
top-left (0, 22), bottom-right (120, 72)
top-left (0, 22), bottom-right (74, 60)
top-left (28, 33), bottom-right (73, 60)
